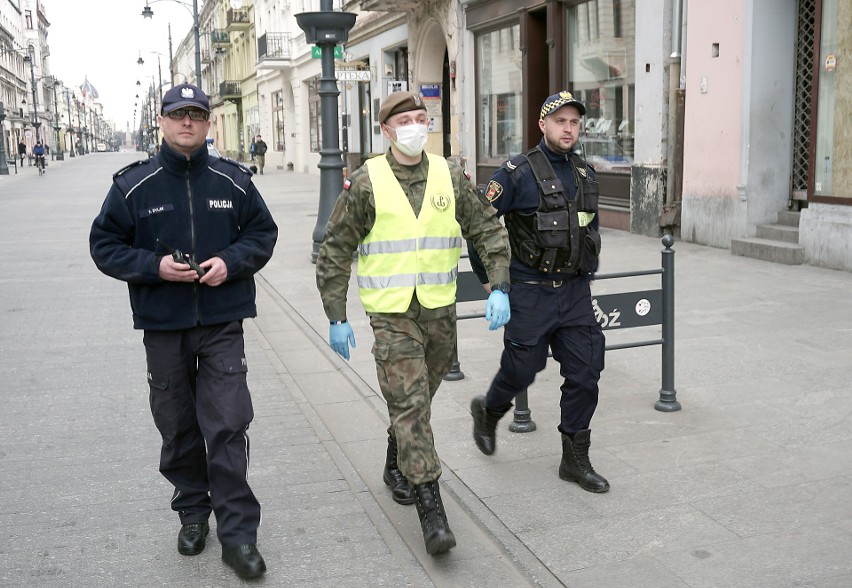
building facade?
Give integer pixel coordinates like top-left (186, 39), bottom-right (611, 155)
top-left (1, 0), bottom-right (113, 164)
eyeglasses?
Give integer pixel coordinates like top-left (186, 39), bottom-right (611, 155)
top-left (166, 108), bottom-right (209, 121)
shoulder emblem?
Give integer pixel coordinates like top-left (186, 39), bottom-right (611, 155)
top-left (112, 159), bottom-right (147, 179)
top-left (217, 157), bottom-right (252, 174)
top-left (463, 169), bottom-right (471, 180)
top-left (501, 153), bottom-right (526, 174)
top-left (485, 180), bottom-right (503, 203)
top-left (343, 178), bottom-right (351, 190)
top-left (577, 166), bottom-right (587, 178)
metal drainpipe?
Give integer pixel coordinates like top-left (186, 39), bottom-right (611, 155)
top-left (663, 0), bottom-right (686, 229)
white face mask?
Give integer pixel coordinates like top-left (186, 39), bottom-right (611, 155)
top-left (390, 123), bottom-right (428, 157)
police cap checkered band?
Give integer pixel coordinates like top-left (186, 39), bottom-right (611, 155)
top-left (539, 91), bottom-right (586, 119)
top-left (161, 83), bottom-right (210, 114)
top-left (378, 91), bottom-right (427, 124)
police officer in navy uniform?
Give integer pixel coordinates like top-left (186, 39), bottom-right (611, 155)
top-left (470, 91), bottom-right (609, 493)
top-left (89, 83), bottom-right (278, 579)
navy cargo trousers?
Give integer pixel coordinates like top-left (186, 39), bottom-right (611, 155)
top-left (485, 278), bottom-right (605, 434)
top-left (143, 321), bottom-right (260, 547)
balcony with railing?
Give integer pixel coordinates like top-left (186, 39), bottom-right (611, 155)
top-left (219, 80), bottom-right (241, 100)
top-left (257, 33), bottom-right (293, 68)
top-left (227, 8), bottom-right (250, 31)
top-left (360, 0), bottom-right (416, 10)
top-left (211, 29), bottom-right (230, 46)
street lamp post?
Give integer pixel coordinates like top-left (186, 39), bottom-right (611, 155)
top-left (80, 101), bottom-right (89, 154)
top-left (74, 98), bottom-right (84, 155)
top-left (63, 90), bottom-right (75, 158)
top-left (23, 53), bottom-right (41, 143)
top-left (142, 0), bottom-right (202, 92)
top-left (50, 80), bottom-right (64, 161)
top-left (0, 102), bottom-right (9, 175)
top-left (296, 1), bottom-right (357, 262)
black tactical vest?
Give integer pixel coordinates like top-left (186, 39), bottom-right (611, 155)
top-left (505, 147), bottom-right (601, 275)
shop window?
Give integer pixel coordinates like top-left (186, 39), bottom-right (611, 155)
top-left (567, 1), bottom-right (635, 174)
top-left (476, 24), bottom-right (523, 162)
top-left (272, 90), bottom-right (285, 151)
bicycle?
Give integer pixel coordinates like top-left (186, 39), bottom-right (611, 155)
top-left (35, 155), bottom-right (45, 176)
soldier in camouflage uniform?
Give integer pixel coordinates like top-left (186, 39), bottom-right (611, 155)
top-left (316, 91), bottom-right (511, 556)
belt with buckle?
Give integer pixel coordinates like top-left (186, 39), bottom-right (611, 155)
top-left (514, 279), bottom-right (565, 288)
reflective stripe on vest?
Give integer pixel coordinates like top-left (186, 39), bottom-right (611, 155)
top-left (357, 154), bottom-right (462, 313)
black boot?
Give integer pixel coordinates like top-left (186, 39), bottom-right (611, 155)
top-left (413, 481), bottom-right (456, 555)
top-left (559, 430), bottom-right (610, 493)
top-left (383, 436), bottom-right (415, 505)
top-left (470, 395), bottom-right (505, 455)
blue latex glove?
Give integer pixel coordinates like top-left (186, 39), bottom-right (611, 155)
top-left (329, 322), bottom-right (356, 360)
top-left (485, 290), bottom-right (510, 331)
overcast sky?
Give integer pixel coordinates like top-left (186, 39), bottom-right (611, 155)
top-left (45, 0), bottom-right (200, 132)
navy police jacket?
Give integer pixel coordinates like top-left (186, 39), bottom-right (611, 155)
top-left (484, 139), bottom-right (599, 281)
top-left (89, 140), bottom-right (278, 330)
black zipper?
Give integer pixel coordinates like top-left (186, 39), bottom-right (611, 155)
top-left (185, 162), bottom-right (201, 324)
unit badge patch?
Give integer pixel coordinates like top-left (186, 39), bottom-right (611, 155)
top-left (485, 180), bottom-right (503, 202)
top-left (431, 192), bottom-right (451, 212)
top-left (343, 178), bottom-right (351, 190)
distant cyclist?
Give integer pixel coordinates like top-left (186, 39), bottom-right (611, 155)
top-left (33, 141), bottom-right (46, 174)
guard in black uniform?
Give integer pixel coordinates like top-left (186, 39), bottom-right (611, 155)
top-left (471, 91), bottom-right (609, 493)
top-left (89, 83), bottom-right (278, 579)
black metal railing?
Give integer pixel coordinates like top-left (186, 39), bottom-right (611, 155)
top-left (258, 32), bottom-right (293, 60)
top-left (449, 235), bottom-right (680, 426)
top-left (219, 80), bottom-right (241, 99)
top-left (211, 29), bottom-right (230, 45)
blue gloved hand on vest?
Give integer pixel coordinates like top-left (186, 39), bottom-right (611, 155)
top-left (329, 321), bottom-right (356, 360)
top-left (485, 290), bottom-right (510, 330)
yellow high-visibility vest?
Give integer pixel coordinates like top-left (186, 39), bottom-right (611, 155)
top-left (357, 154), bottom-right (462, 313)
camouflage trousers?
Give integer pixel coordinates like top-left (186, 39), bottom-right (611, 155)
top-left (369, 306), bottom-right (456, 485)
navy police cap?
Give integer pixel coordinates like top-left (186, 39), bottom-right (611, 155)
top-left (161, 83), bottom-right (210, 114)
top-left (539, 91), bottom-right (586, 119)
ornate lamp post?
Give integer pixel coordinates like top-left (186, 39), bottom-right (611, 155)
top-left (63, 89), bottom-right (75, 158)
top-left (296, 1), bottom-right (357, 262)
top-left (22, 52), bottom-right (41, 143)
top-left (74, 98), bottom-right (84, 155)
top-left (0, 102), bottom-right (9, 175)
top-left (142, 0), bottom-right (202, 92)
top-left (49, 78), bottom-right (64, 161)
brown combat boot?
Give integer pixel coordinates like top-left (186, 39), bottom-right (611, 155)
top-left (383, 436), bottom-right (415, 505)
top-left (558, 430), bottom-right (610, 493)
top-left (413, 481), bottom-right (456, 555)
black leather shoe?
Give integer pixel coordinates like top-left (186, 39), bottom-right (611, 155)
top-left (177, 522), bottom-right (209, 556)
top-left (222, 544), bottom-right (266, 579)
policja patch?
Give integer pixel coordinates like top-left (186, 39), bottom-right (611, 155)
top-left (485, 180), bottom-right (503, 203)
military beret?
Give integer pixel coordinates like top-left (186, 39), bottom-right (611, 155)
top-left (540, 90), bottom-right (586, 119)
top-left (378, 91), bottom-right (427, 124)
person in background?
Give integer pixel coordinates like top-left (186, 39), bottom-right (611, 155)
top-left (315, 91), bottom-right (512, 556)
top-left (470, 91), bottom-right (610, 494)
top-left (18, 140), bottom-right (26, 166)
top-left (32, 141), bottom-right (45, 172)
top-left (253, 135), bottom-right (268, 175)
top-left (89, 83), bottom-right (278, 580)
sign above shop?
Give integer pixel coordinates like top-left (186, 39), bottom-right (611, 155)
top-left (312, 46), bottom-right (343, 59)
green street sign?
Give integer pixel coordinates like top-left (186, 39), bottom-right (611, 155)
top-left (312, 46), bottom-right (343, 59)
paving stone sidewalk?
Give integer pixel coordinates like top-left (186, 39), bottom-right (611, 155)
top-left (2, 154), bottom-right (852, 587)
